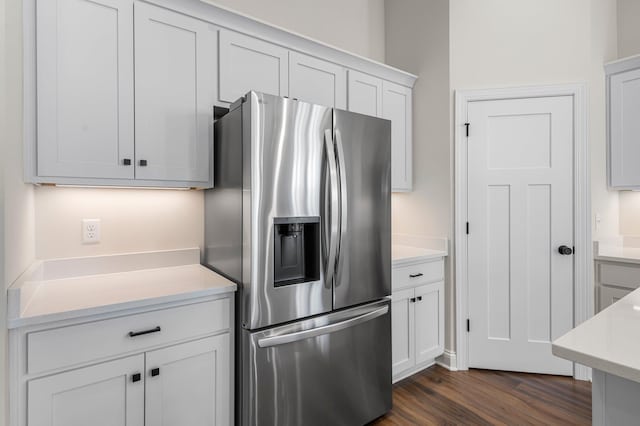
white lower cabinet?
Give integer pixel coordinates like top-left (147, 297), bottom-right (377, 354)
top-left (145, 335), bottom-right (230, 426)
top-left (596, 260), bottom-right (640, 312)
top-left (28, 355), bottom-right (145, 426)
top-left (13, 297), bottom-right (233, 426)
top-left (392, 258), bottom-right (445, 382)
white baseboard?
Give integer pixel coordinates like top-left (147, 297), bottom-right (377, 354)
top-left (393, 360), bottom-right (436, 384)
top-left (436, 350), bottom-right (458, 371)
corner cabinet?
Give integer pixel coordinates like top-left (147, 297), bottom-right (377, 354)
top-left (347, 70), bottom-right (413, 191)
top-left (606, 55), bottom-right (640, 189)
top-left (392, 257), bottom-right (445, 382)
top-left (12, 296), bottom-right (233, 426)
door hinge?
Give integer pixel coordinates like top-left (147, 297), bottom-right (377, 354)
top-left (467, 319), bottom-right (470, 332)
top-left (466, 222), bottom-right (469, 235)
top-left (465, 122), bottom-right (470, 137)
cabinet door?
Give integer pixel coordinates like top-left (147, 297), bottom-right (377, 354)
top-left (289, 52), bottom-right (346, 108)
top-left (28, 355), bottom-right (144, 426)
top-left (36, 0), bottom-right (134, 179)
top-left (610, 68), bottom-right (640, 188)
top-left (391, 288), bottom-right (415, 377)
top-left (599, 285), bottom-right (631, 312)
top-left (347, 70), bottom-right (382, 117)
top-left (415, 281), bottom-right (444, 364)
top-left (134, 2), bottom-right (215, 185)
top-left (145, 335), bottom-right (231, 426)
top-left (383, 81), bottom-right (413, 192)
top-left (219, 30), bottom-right (288, 103)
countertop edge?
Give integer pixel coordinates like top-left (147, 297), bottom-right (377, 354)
top-left (552, 343), bottom-right (640, 384)
top-left (8, 284), bottom-right (236, 330)
top-left (392, 251), bottom-right (447, 268)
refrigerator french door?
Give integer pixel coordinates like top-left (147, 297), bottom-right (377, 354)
top-left (204, 91), bottom-right (391, 426)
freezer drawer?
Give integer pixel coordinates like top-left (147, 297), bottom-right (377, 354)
top-left (240, 300), bottom-right (392, 426)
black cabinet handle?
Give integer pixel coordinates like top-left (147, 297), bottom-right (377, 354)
top-left (417, 296), bottom-right (423, 301)
top-left (151, 368), bottom-right (160, 377)
top-left (409, 273), bottom-right (424, 278)
top-left (410, 297), bottom-right (416, 303)
top-left (131, 373), bottom-right (141, 383)
top-left (122, 158), bottom-right (131, 166)
top-left (128, 326), bottom-right (161, 338)
top-left (139, 159), bottom-right (148, 167)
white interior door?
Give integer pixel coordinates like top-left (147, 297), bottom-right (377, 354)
top-left (467, 96), bottom-right (574, 375)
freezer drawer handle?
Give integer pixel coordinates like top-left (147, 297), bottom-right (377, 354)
top-left (257, 305), bottom-right (389, 348)
top-left (409, 273), bottom-right (424, 278)
top-left (128, 326), bottom-right (161, 338)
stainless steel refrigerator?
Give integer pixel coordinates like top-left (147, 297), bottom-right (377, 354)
top-left (204, 91), bottom-right (391, 426)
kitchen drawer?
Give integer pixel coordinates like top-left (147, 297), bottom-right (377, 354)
top-left (599, 263), bottom-right (640, 290)
top-left (393, 259), bottom-right (444, 290)
top-left (27, 298), bottom-right (230, 375)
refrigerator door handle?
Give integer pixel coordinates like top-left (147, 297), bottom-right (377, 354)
top-left (257, 305), bottom-right (389, 348)
top-left (334, 129), bottom-right (348, 279)
top-left (324, 129), bottom-right (340, 288)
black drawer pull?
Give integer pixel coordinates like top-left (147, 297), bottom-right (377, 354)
top-left (417, 296), bottom-right (423, 301)
top-left (410, 297), bottom-right (416, 303)
top-left (122, 158), bottom-right (131, 166)
top-left (131, 373), bottom-right (141, 383)
top-left (409, 273), bottom-right (424, 278)
top-left (128, 326), bottom-right (161, 338)
top-left (151, 368), bottom-right (160, 377)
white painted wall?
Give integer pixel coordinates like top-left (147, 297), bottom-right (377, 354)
top-left (34, 187), bottom-right (204, 259)
top-left (450, 0), bottom-right (618, 246)
top-left (616, 0), bottom-right (640, 236)
top-left (617, 0), bottom-right (640, 58)
top-left (385, 0), bottom-right (453, 350)
top-left (203, 0), bottom-right (386, 62)
top-left (1, 0), bottom-right (7, 422)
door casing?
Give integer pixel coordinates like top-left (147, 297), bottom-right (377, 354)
top-left (454, 84), bottom-right (591, 381)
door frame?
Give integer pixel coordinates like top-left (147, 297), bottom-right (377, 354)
top-left (454, 84), bottom-right (591, 380)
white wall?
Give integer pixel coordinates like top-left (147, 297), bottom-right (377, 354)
top-left (616, 0), bottom-right (640, 236)
top-left (1, 0), bottom-right (7, 422)
top-left (35, 187), bottom-right (204, 259)
top-left (204, 0), bottom-right (386, 62)
top-left (385, 0), bottom-right (453, 349)
top-left (617, 0), bottom-right (640, 58)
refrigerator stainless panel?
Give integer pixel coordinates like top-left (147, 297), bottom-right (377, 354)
top-left (244, 92), bottom-right (334, 329)
top-left (241, 299), bottom-right (392, 426)
top-left (333, 109), bottom-right (392, 309)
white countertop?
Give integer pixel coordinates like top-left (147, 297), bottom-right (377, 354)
top-left (552, 286), bottom-right (640, 383)
top-left (595, 242), bottom-right (640, 265)
top-left (7, 249), bottom-right (236, 329)
top-left (392, 244), bottom-right (447, 267)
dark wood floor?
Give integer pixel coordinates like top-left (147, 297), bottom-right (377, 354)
top-left (371, 365), bottom-right (591, 425)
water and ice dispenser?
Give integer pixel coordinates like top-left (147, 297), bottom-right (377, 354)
top-left (273, 217), bottom-right (320, 287)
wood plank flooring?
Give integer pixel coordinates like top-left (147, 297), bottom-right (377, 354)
top-left (371, 365), bottom-right (591, 425)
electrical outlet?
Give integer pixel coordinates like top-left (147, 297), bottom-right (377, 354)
top-left (82, 219), bottom-right (101, 244)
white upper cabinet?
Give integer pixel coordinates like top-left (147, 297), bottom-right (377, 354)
top-left (289, 52), bottom-right (346, 108)
top-left (36, 0), bottom-right (134, 180)
top-left (27, 0), bottom-right (415, 189)
top-left (383, 81), bottom-right (413, 191)
top-left (219, 30), bottom-right (289, 103)
top-left (607, 56), bottom-right (640, 189)
top-left (347, 70), bottom-right (383, 117)
top-left (134, 2), bottom-right (215, 185)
